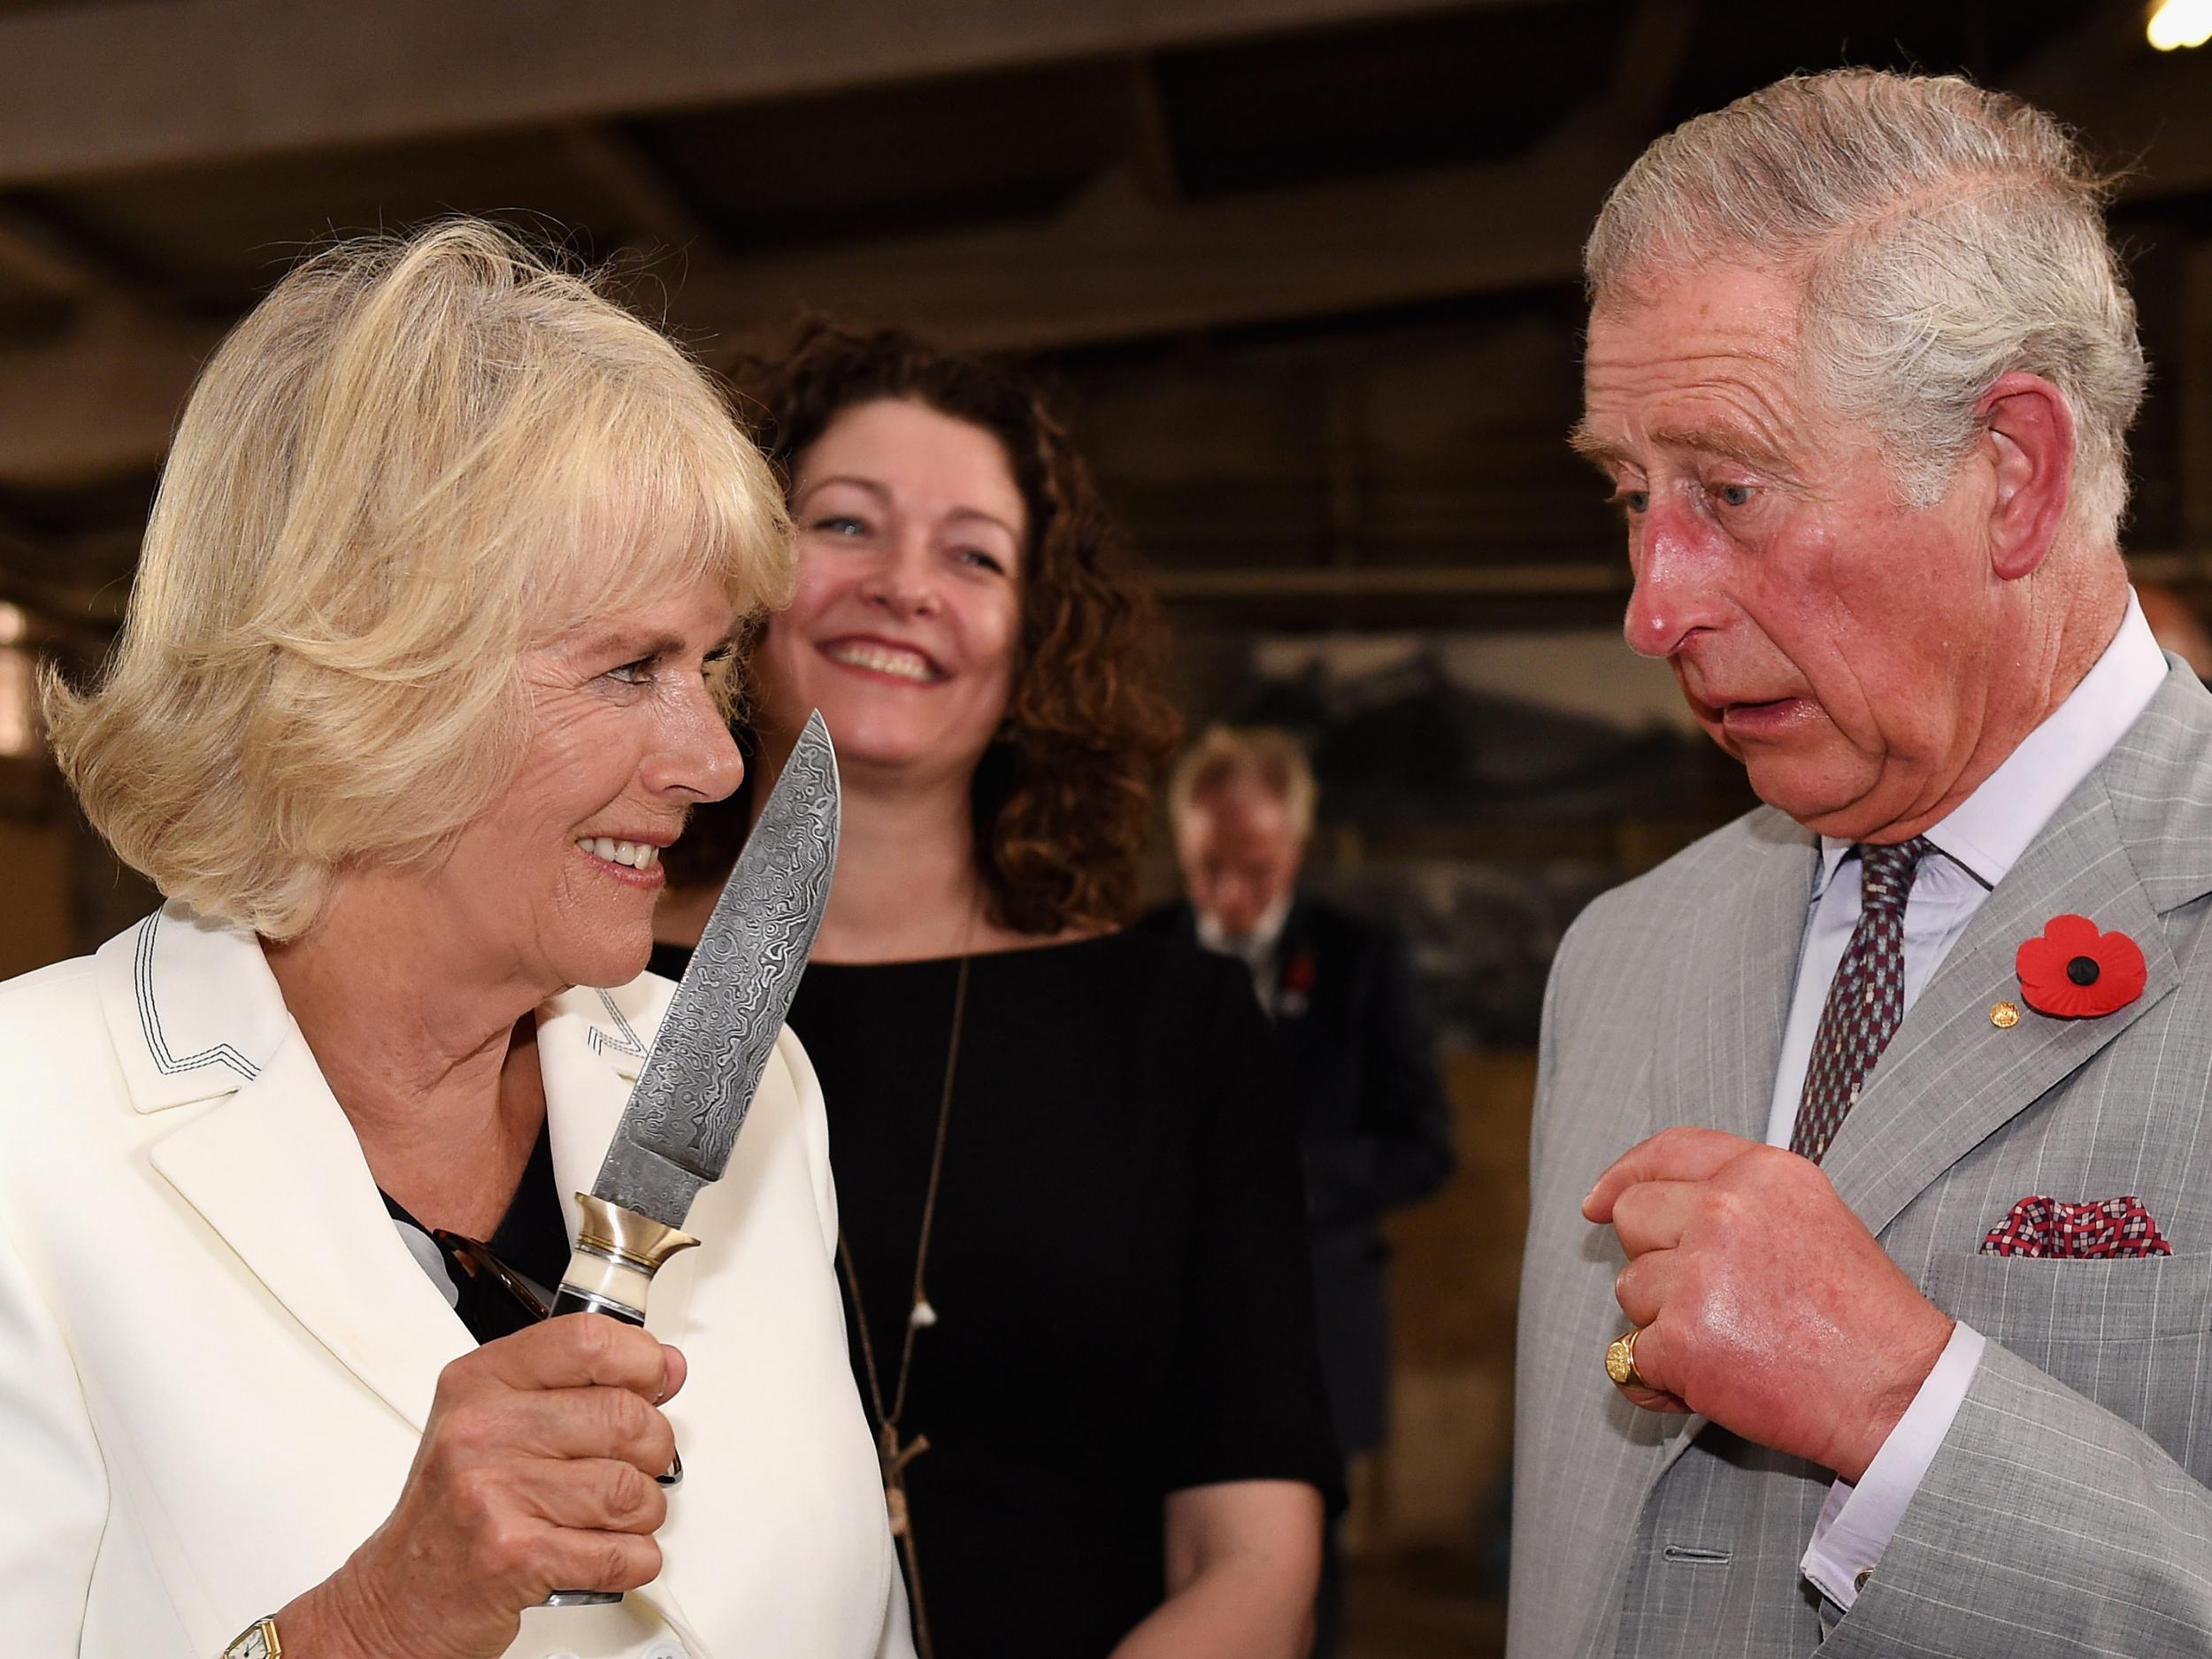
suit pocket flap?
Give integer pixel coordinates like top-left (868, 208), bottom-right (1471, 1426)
top-left (1922, 1249), bottom-right (2212, 1342)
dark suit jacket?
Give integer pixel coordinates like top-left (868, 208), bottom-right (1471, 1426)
top-left (1141, 895), bottom-right (1455, 1453)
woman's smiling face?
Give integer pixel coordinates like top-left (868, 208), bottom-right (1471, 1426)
top-left (396, 572), bottom-right (745, 995)
top-left (754, 397), bottom-right (1028, 787)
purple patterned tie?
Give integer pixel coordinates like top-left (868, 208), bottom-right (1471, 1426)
top-left (1790, 838), bottom-right (1931, 1164)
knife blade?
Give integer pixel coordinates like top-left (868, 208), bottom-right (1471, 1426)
top-left (539, 711), bottom-right (838, 1607)
top-left (551, 708), bottom-right (841, 1329)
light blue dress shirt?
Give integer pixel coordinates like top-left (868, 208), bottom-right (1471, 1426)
top-left (1769, 590), bottom-right (2170, 1608)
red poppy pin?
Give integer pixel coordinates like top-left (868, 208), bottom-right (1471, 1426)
top-left (1282, 953), bottom-right (1317, 995)
top-left (2015, 914), bottom-right (2147, 1019)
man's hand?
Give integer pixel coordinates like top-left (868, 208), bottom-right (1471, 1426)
top-left (277, 1315), bottom-right (687, 1659)
top-left (1583, 1125), bottom-right (1953, 1484)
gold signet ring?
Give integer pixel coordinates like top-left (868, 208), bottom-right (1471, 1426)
top-left (1605, 1327), bottom-right (1649, 1389)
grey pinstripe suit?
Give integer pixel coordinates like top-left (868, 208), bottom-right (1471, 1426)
top-left (1511, 658), bottom-right (2212, 1658)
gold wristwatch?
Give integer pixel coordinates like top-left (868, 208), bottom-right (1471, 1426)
top-left (222, 1616), bottom-right (280, 1659)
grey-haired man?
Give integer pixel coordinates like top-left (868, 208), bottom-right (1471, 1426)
top-left (1516, 69), bottom-right (2212, 1658)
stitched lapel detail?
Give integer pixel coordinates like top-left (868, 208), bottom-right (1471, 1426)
top-left (538, 986), bottom-right (647, 1242)
top-left (95, 905), bottom-right (294, 1113)
top-left (584, 986), bottom-right (650, 1064)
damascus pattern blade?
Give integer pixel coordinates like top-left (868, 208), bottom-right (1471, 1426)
top-left (591, 710), bottom-right (840, 1229)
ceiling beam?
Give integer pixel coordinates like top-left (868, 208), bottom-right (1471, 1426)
top-left (0, 128), bottom-right (1617, 487)
top-left (554, 123), bottom-right (719, 257)
top-left (1151, 563), bottom-right (1628, 599)
top-left (0, 310), bottom-right (220, 490)
top-left (664, 140), bottom-right (1611, 355)
top-left (0, 203), bottom-right (114, 301)
top-left (0, 0), bottom-right (1517, 187)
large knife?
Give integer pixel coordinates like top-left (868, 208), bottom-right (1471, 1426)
top-left (543, 710), bottom-right (838, 1606)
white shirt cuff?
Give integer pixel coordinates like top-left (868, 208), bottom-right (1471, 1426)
top-left (1800, 1321), bottom-right (1986, 1610)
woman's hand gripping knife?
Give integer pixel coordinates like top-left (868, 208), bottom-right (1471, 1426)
top-left (274, 1315), bottom-right (687, 1659)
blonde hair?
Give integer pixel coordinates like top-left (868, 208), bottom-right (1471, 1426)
top-left (43, 219), bottom-right (792, 939)
top-left (1586, 70), bottom-right (2146, 548)
top-left (1168, 726), bottom-right (1317, 842)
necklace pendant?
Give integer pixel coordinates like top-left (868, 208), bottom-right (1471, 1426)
top-left (909, 1297), bottom-right (938, 1329)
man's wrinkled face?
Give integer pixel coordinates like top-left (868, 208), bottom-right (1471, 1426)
top-left (1178, 785), bottom-right (1303, 941)
top-left (1577, 264), bottom-right (2001, 840)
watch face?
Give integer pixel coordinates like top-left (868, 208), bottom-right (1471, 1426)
top-left (227, 1622), bottom-right (273, 1659)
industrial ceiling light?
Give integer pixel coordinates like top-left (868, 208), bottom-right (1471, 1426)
top-left (2150, 0), bottom-right (2212, 50)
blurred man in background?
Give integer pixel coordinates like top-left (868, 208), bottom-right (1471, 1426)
top-left (1146, 725), bottom-right (1455, 1659)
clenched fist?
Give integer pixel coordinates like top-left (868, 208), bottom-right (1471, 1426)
top-left (1583, 1125), bottom-right (1952, 1484)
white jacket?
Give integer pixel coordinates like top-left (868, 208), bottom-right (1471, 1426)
top-left (0, 903), bottom-right (913, 1659)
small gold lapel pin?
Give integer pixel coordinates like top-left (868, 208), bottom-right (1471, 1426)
top-left (1990, 1000), bottom-right (2022, 1029)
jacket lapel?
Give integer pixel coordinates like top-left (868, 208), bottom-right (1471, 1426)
top-left (149, 1032), bottom-right (474, 1431)
top-left (1648, 809), bottom-right (1818, 1142)
top-left (1627, 815), bottom-right (1818, 1486)
top-left (1822, 778), bottom-right (2175, 1234)
top-left (1825, 666), bottom-right (2212, 1238)
top-left (105, 909), bottom-right (472, 1432)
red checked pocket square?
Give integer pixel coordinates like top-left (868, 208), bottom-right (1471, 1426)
top-left (1980, 1194), bottom-right (2173, 1258)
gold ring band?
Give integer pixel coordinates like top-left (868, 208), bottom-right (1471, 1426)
top-left (1605, 1327), bottom-right (1648, 1390)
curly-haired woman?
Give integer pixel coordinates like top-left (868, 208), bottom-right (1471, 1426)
top-left (652, 321), bottom-right (1338, 1658)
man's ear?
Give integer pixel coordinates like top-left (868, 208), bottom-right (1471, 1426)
top-left (1975, 371), bottom-right (2075, 581)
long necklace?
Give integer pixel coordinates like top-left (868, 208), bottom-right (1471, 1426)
top-left (838, 945), bottom-right (969, 1659)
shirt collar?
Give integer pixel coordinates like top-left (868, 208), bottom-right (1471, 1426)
top-left (1814, 588), bottom-right (2168, 895)
top-left (1194, 892), bottom-right (1294, 962)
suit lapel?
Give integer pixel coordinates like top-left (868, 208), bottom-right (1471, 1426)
top-left (145, 966), bottom-right (706, 1437)
top-left (1649, 809), bottom-right (1818, 1142)
top-left (105, 910), bottom-right (736, 1649)
top-left (1826, 666), bottom-right (2212, 1237)
top-left (1628, 816), bottom-right (1819, 1487)
top-left (1823, 777), bottom-right (2177, 1235)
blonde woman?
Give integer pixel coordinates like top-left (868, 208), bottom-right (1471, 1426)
top-left (0, 224), bottom-right (910, 1659)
